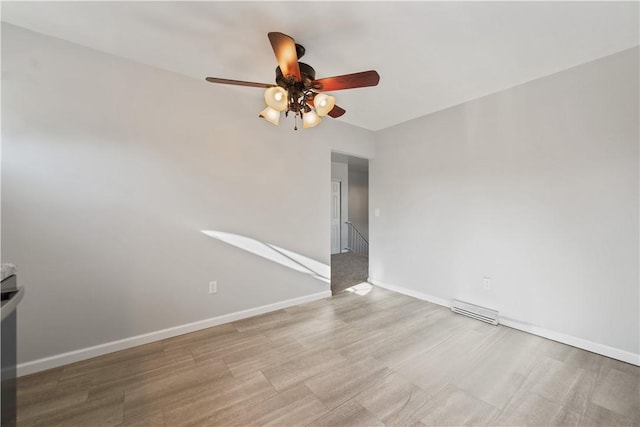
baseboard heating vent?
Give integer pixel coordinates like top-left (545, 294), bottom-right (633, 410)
top-left (451, 300), bottom-right (499, 325)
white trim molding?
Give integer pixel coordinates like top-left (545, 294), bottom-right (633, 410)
top-left (368, 278), bottom-right (640, 366)
top-left (369, 278), bottom-right (450, 308)
top-left (17, 290), bottom-right (331, 377)
top-left (499, 317), bottom-right (640, 366)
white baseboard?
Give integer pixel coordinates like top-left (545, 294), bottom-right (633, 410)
top-left (368, 278), bottom-right (640, 366)
top-left (499, 317), bottom-right (640, 366)
top-left (17, 290), bottom-right (331, 377)
top-left (369, 278), bottom-right (451, 308)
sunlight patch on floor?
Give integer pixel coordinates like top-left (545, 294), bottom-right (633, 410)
top-left (345, 282), bottom-right (373, 296)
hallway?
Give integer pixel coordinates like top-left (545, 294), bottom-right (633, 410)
top-left (330, 252), bottom-right (369, 294)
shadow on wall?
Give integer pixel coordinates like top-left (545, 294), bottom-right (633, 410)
top-left (201, 230), bottom-right (330, 283)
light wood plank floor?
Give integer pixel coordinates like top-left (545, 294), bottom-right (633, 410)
top-left (17, 286), bottom-right (640, 426)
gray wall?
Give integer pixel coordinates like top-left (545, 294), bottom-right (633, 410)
top-left (3, 23), bottom-right (638, 366)
top-left (348, 169), bottom-right (369, 241)
top-left (370, 48), bottom-right (639, 355)
top-left (1, 24), bottom-right (374, 364)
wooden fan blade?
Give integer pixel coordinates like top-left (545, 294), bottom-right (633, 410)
top-left (268, 32), bottom-right (301, 81)
top-left (327, 105), bottom-right (346, 118)
top-left (314, 70), bottom-right (380, 91)
top-left (206, 77), bottom-right (275, 88)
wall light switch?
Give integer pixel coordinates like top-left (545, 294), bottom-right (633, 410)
top-left (483, 277), bottom-right (492, 290)
top-left (374, 208), bottom-right (380, 217)
top-left (209, 281), bottom-right (218, 294)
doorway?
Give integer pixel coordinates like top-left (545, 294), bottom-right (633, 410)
top-left (331, 180), bottom-right (341, 255)
top-left (330, 153), bottom-right (369, 294)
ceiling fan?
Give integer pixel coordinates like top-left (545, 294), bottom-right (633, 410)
top-left (206, 32), bottom-right (380, 130)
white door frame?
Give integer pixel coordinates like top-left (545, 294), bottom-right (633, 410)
top-left (330, 179), bottom-right (341, 255)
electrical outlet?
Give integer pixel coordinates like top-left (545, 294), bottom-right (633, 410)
top-left (483, 277), bottom-right (492, 290)
top-left (209, 281), bottom-right (218, 294)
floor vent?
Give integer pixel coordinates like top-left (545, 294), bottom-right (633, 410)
top-left (451, 300), bottom-right (499, 325)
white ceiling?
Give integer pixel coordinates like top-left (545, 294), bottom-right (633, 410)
top-left (2, 1), bottom-right (638, 131)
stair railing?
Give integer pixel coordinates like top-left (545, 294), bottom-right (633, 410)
top-left (345, 221), bottom-right (369, 256)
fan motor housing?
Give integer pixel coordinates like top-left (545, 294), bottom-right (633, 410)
top-left (275, 63), bottom-right (316, 89)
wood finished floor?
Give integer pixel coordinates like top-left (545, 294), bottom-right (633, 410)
top-left (17, 286), bottom-right (640, 427)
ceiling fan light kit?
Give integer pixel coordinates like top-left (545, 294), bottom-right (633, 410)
top-left (314, 93), bottom-right (336, 117)
top-left (264, 86), bottom-right (288, 112)
top-left (302, 110), bottom-right (322, 128)
top-left (206, 32), bottom-right (380, 130)
top-left (259, 106), bottom-right (281, 126)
